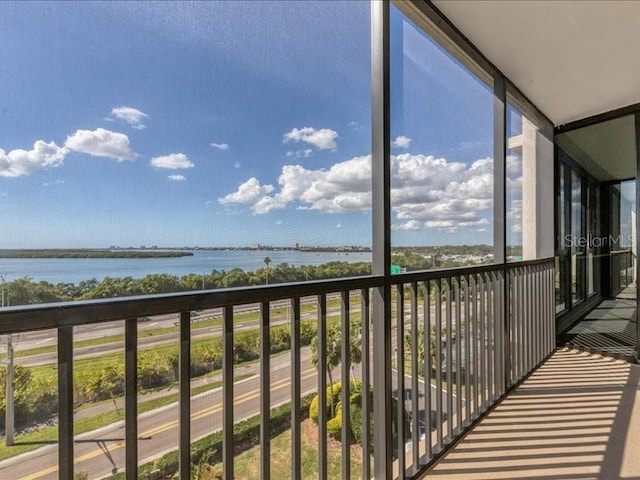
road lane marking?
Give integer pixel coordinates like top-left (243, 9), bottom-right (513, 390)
top-left (22, 368), bottom-right (318, 480)
top-left (35, 338), bottom-right (54, 345)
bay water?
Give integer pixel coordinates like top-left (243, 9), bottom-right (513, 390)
top-left (0, 250), bottom-right (372, 285)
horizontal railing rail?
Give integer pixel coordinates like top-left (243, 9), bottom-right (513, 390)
top-left (0, 258), bottom-right (555, 480)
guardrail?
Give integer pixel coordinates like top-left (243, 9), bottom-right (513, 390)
top-left (0, 258), bottom-right (555, 480)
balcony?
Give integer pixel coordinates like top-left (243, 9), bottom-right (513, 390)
top-left (427, 348), bottom-right (640, 480)
top-left (0, 258), bottom-right (555, 479)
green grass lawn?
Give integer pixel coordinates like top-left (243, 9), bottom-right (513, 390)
top-left (208, 419), bottom-right (364, 480)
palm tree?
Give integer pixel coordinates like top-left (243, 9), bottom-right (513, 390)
top-left (263, 256), bottom-right (271, 284)
top-left (310, 321), bottom-right (362, 417)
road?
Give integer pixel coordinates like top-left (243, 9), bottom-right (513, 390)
top-left (12, 296), bottom-right (344, 354)
top-left (0, 348), bottom-right (319, 480)
top-left (15, 304), bottom-right (330, 367)
top-left (0, 351), bottom-right (451, 480)
top-left (0, 293), bottom-right (460, 478)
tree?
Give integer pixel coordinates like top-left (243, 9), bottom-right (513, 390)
top-left (310, 320), bottom-right (362, 417)
top-left (263, 257), bottom-right (271, 284)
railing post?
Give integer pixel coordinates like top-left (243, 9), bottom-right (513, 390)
top-left (259, 301), bottom-right (270, 480)
top-left (179, 311), bottom-right (191, 480)
top-left (504, 268), bottom-right (511, 391)
top-left (290, 298), bottom-right (301, 480)
top-left (125, 318), bottom-right (138, 480)
top-left (223, 305), bottom-right (234, 480)
top-left (58, 325), bottom-right (73, 480)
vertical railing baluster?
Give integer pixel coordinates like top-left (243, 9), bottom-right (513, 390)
top-left (445, 278), bottom-right (453, 442)
top-left (58, 325), bottom-right (74, 480)
top-left (361, 288), bottom-right (371, 480)
top-left (498, 271), bottom-right (505, 396)
top-left (341, 291), bottom-right (351, 480)
top-left (454, 277), bottom-right (462, 434)
top-left (500, 270), bottom-right (507, 394)
top-left (423, 281), bottom-right (432, 461)
top-left (550, 266), bottom-right (555, 352)
top-left (396, 284), bottom-right (406, 478)
top-left (511, 268), bottom-right (518, 384)
top-left (179, 311), bottom-right (191, 480)
top-left (435, 279), bottom-right (443, 451)
top-left (410, 281), bottom-right (419, 472)
top-left (471, 275), bottom-right (478, 418)
top-left (527, 266), bottom-right (533, 371)
top-left (515, 267), bottom-right (520, 380)
top-left (543, 267), bottom-right (548, 357)
top-left (223, 306), bottom-right (234, 480)
top-left (125, 318), bottom-right (138, 480)
top-left (464, 275), bottom-right (470, 427)
top-left (479, 274), bottom-right (486, 411)
top-left (291, 297), bottom-right (301, 480)
top-left (538, 267), bottom-right (544, 361)
top-left (486, 272), bottom-right (496, 404)
top-left (260, 301), bottom-right (271, 480)
top-left (318, 293), bottom-right (328, 480)
top-left (547, 267), bottom-right (556, 353)
top-left (532, 266), bottom-right (536, 369)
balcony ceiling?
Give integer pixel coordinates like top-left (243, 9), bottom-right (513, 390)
top-left (432, 0), bottom-right (640, 127)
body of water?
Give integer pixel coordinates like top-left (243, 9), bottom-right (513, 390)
top-left (0, 250), bottom-right (372, 285)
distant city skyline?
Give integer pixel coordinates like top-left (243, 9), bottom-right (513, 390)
top-left (0, 2), bottom-right (506, 249)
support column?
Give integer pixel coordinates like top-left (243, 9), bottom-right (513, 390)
top-left (371, 1), bottom-right (392, 478)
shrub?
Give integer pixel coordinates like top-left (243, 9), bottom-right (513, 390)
top-left (309, 381), bottom-right (345, 423)
top-left (138, 351), bottom-right (174, 389)
top-left (310, 380), bottom-right (366, 445)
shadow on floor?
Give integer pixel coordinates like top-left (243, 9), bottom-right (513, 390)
top-left (426, 349), bottom-right (640, 479)
top-left (559, 294), bottom-right (637, 362)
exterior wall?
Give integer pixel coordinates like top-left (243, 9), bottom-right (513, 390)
top-left (522, 117), bottom-right (555, 260)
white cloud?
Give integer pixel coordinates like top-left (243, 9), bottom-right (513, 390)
top-left (392, 220), bottom-right (422, 231)
top-left (234, 161), bottom-right (241, 169)
top-left (111, 106), bottom-right (148, 130)
top-left (391, 135), bottom-right (412, 148)
top-left (221, 152), bottom-right (496, 233)
top-left (150, 153), bottom-right (194, 169)
top-left (42, 179), bottom-right (65, 187)
top-left (210, 142), bottom-right (229, 150)
top-left (336, 223), bottom-right (343, 228)
top-left (507, 199), bottom-right (523, 233)
top-left (65, 128), bottom-right (136, 161)
top-left (0, 140), bottom-right (68, 177)
top-left (219, 177), bottom-right (275, 206)
top-left (168, 174), bottom-right (186, 182)
top-left (348, 121), bottom-right (362, 131)
top-left (275, 220), bottom-right (283, 225)
top-left (283, 127), bottom-right (338, 151)
top-left (286, 149), bottom-right (313, 159)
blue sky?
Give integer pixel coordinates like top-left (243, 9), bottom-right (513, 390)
top-left (0, 1), bottom-right (505, 249)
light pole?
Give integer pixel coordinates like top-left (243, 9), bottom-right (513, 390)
top-left (1, 273), bottom-right (13, 446)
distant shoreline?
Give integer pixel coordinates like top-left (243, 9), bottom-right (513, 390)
top-left (0, 250), bottom-right (194, 259)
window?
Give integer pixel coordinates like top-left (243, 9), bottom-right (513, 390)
top-left (390, 4), bottom-right (494, 271)
top-left (571, 171), bottom-right (583, 304)
top-left (0, 1), bottom-right (372, 301)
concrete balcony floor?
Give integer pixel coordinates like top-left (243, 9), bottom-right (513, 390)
top-left (426, 348), bottom-right (640, 479)
top-left (560, 289), bottom-right (637, 362)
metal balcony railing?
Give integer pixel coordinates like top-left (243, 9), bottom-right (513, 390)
top-left (0, 258), bottom-right (555, 480)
